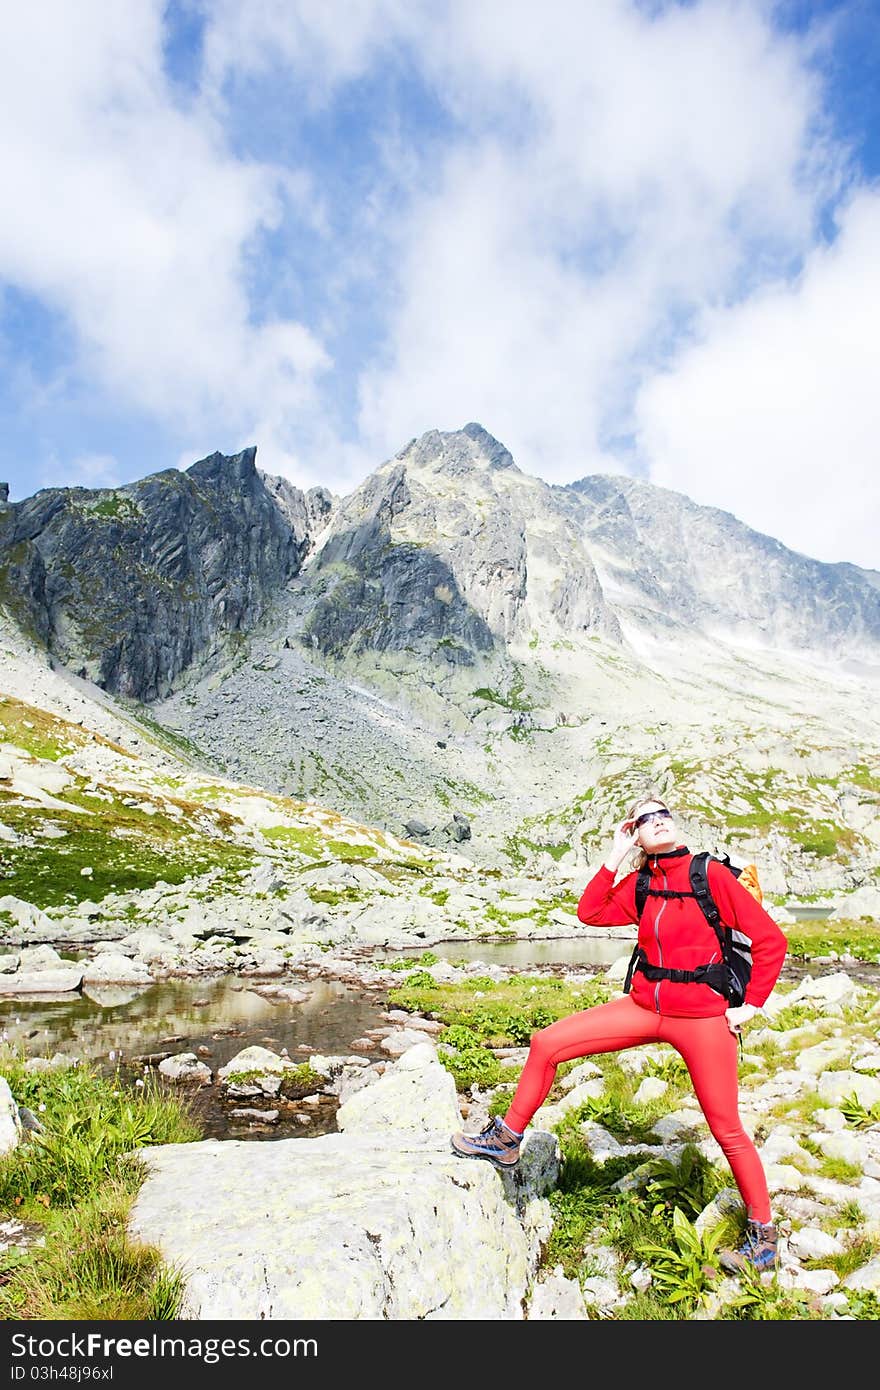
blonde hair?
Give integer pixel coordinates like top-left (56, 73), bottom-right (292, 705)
top-left (625, 789), bottom-right (671, 872)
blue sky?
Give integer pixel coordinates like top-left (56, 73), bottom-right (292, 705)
top-left (1, 1), bottom-right (878, 569)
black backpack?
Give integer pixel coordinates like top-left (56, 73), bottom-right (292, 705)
top-left (622, 851), bottom-right (754, 1008)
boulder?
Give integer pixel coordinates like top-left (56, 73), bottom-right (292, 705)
top-left (128, 1042), bottom-right (559, 1319)
top-left (0, 1077), bottom-right (23, 1156)
top-left (82, 953), bottom-right (154, 986)
top-left (0, 968), bottom-right (84, 995)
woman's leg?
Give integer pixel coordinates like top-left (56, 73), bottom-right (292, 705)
top-left (660, 1014), bottom-right (772, 1224)
top-left (504, 995), bottom-right (661, 1135)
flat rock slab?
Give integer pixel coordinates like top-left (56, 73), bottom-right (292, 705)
top-left (128, 1133), bottom-right (541, 1320)
top-left (0, 968), bottom-right (83, 994)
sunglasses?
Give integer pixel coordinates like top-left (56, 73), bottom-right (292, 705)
top-left (633, 808), bottom-right (673, 829)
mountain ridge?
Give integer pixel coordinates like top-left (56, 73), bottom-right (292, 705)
top-left (1, 424), bottom-right (879, 906)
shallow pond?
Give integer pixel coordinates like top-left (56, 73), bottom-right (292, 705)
top-left (0, 973), bottom-right (393, 1142)
top-left (1, 975), bottom-right (386, 1067)
top-left (0, 935), bottom-right (632, 1073)
top-left (391, 933), bottom-right (635, 971)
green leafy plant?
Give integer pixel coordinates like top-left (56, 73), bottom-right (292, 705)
top-left (437, 1023), bottom-right (502, 1089)
top-left (468, 1001), bottom-right (555, 1044)
top-left (722, 1263), bottom-right (829, 1321)
top-left (840, 1092), bottom-right (880, 1129)
top-left (842, 1290), bottom-right (880, 1320)
top-left (642, 1144), bottom-right (724, 1222)
top-left (557, 1092), bottom-right (662, 1147)
top-left (634, 1207), bottom-right (725, 1309)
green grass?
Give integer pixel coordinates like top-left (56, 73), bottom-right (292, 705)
top-left (0, 1177), bottom-right (187, 1320)
top-left (221, 1062), bottom-right (324, 1095)
top-left (125, 709), bottom-right (212, 765)
top-left (0, 693), bottom-right (95, 761)
top-left (262, 825), bottom-right (327, 857)
top-left (784, 918), bottom-right (880, 962)
top-left (325, 839), bottom-right (377, 860)
top-left (470, 674), bottom-right (533, 712)
top-left (0, 1053), bottom-right (200, 1319)
top-left (85, 494), bottom-right (142, 521)
top-left (389, 971), bottom-right (614, 1047)
top-left (0, 782), bottom-right (256, 909)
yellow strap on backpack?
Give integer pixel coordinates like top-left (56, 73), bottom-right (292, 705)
top-left (738, 863), bottom-right (763, 904)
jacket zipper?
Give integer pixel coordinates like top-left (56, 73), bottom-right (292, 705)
top-left (652, 856), bottom-right (668, 1012)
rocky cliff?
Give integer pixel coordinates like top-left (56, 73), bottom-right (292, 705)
top-left (3, 424), bottom-right (878, 703)
top-left (0, 447), bottom-right (332, 701)
top-left (572, 472), bottom-right (880, 663)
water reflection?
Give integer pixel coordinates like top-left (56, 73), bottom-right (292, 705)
top-left (0, 937), bottom-right (634, 1072)
top-left (0, 976), bottom-right (389, 1077)
top-left (13, 928), bottom-right (865, 1083)
top-left (394, 934), bottom-right (635, 971)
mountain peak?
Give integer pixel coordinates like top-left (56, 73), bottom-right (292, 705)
top-left (187, 446), bottom-right (258, 487)
top-left (394, 424), bottom-right (518, 477)
top-left (459, 422), bottom-right (517, 469)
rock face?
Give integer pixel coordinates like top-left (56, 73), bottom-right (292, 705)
top-left (127, 1042), bottom-right (559, 1320)
top-left (301, 423), bottom-right (622, 661)
top-left (571, 473), bottom-right (880, 660)
top-left (0, 448), bottom-right (332, 700)
top-left (3, 422), bottom-right (880, 892)
top-left (291, 421), bottom-right (880, 667)
top-left (303, 461), bottom-right (497, 667)
top-left (0, 1077), bottom-right (23, 1156)
top-left (6, 423), bottom-right (877, 705)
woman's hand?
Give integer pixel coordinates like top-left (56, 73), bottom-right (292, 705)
top-left (725, 1003), bottom-right (759, 1036)
top-left (604, 818), bottom-right (639, 872)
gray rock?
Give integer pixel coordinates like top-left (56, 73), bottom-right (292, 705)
top-left (16, 1106), bottom-right (44, 1134)
top-left (81, 953), bottom-right (154, 986)
top-left (0, 968), bottom-right (84, 995)
top-left (0, 1078), bottom-right (23, 1156)
top-left (526, 1265), bottom-right (588, 1319)
top-left (128, 1043), bottom-right (559, 1319)
top-left (0, 448), bottom-right (321, 700)
top-left (404, 819), bottom-right (431, 837)
top-left (158, 1053), bottom-right (213, 1085)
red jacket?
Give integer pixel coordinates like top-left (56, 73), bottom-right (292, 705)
top-left (577, 846), bottom-right (788, 1018)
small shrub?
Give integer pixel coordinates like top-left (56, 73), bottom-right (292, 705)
top-left (634, 1207), bottom-right (725, 1310)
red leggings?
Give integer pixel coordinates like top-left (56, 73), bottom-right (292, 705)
top-left (504, 994), bottom-right (771, 1223)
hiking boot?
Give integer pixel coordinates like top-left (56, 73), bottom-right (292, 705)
top-left (450, 1116), bottom-right (522, 1169)
top-left (718, 1220), bottom-right (778, 1275)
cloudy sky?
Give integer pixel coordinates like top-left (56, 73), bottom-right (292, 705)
top-left (1, 1), bottom-right (878, 569)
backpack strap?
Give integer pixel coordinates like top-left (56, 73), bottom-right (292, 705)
top-left (635, 867), bottom-right (650, 920)
top-left (637, 851), bottom-right (730, 953)
top-left (623, 944), bottom-right (731, 1001)
top-left (688, 851), bottom-right (719, 927)
top-left (689, 851), bottom-right (735, 961)
top-left (628, 853), bottom-right (752, 1007)
top-left (711, 850), bottom-right (743, 882)
top-left (623, 944), bottom-right (642, 994)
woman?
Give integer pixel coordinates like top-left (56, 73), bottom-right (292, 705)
top-left (450, 793), bottom-right (788, 1274)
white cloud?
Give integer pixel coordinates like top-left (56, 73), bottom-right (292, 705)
top-left (0, 2), bottom-right (329, 454)
top-left (199, 0), bottom-right (418, 98)
top-left (355, 1), bottom-right (839, 484)
top-left (634, 189), bottom-right (880, 571)
top-left (0, 0), bottom-right (872, 570)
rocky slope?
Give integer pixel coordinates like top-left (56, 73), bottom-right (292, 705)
top-left (0, 611), bottom-right (589, 965)
top-left (158, 425), bottom-right (880, 906)
top-left (1, 424), bottom-right (879, 910)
